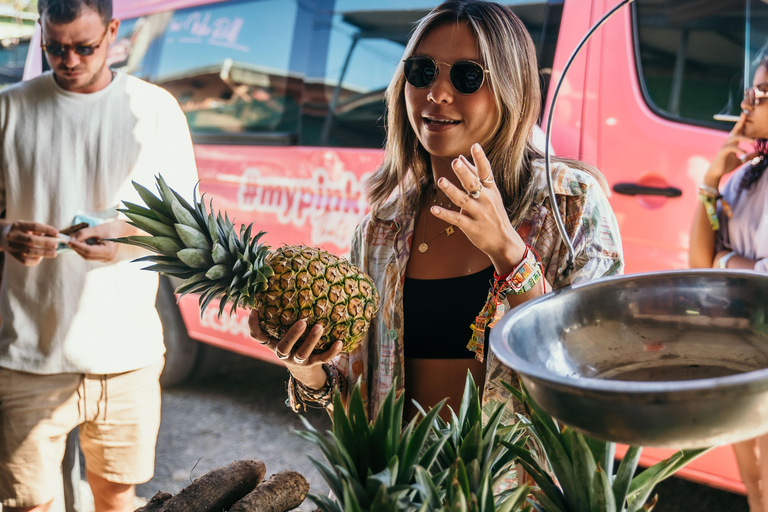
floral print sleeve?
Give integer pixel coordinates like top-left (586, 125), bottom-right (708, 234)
top-left (482, 161), bottom-right (624, 423)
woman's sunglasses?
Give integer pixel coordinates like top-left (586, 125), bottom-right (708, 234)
top-left (403, 55), bottom-right (490, 95)
top-left (40, 25), bottom-right (110, 57)
top-left (745, 84), bottom-right (768, 107)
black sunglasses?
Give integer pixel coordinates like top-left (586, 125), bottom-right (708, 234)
top-left (403, 55), bottom-right (490, 95)
top-left (41, 25), bottom-right (110, 57)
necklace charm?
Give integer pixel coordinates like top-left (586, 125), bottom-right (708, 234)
top-left (418, 243), bottom-right (429, 253)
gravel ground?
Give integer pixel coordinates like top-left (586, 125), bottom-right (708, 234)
top-left (136, 345), bottom-right (332, 507)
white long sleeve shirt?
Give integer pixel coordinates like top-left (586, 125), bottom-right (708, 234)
top-left (0, 71), bottom-right (198, 374)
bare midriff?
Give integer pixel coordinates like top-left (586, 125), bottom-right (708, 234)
top-left (404, 357), bottom-right (486, 422)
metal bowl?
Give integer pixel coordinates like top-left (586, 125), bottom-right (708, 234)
top-left (490, 270), bottom-right (768, 448)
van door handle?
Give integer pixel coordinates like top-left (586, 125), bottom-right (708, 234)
top-left (612, 183), bottom-right (682, 197)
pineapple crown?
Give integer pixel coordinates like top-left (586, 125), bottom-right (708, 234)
top-left (114, 174), bottom-right (274, 318)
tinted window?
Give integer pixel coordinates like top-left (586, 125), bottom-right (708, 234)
top-left (152, 0), bottom-right (300, 137)
top-left (109, 15), bottom-right (169, 81)
top-left (303, 0), bottom-right (563, 149)
top-left (634, 0), bottom-right (759, 130)
top-left (0, 38), bottom-right (29, 86)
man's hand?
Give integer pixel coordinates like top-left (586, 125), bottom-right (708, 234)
top-left (68, 220), bottom-right (139, 262)
top-left (0, 221), bottom-right (59, 266)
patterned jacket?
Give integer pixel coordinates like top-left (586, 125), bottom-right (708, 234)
top-left (337, 160), bottom-right (624, 423)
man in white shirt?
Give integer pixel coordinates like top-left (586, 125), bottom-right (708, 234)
top-left (0, 0), bottom-right (198, 510)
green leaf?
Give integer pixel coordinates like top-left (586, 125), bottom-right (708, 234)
top-left (124, 235), bottom-right (183, 257)
top-left (590, 464), bottom-right (616, 512)
top-left (175, 224), bottom-right (212, 250)
top-left (613, 446), bottom-right (642, 510)
top-left (171, 198), bottom-right (200, 229)
top-left (570, 432), bottom-right (596, 512)
top-left (120, 202), bottom-right (158, 220)
top-left (176, 248), bottom-right (212, 269)
top-left (626, 448), bottom-right (710, 512)
top-left (155, 174), bottom-right (177, 209)
top-left (132, 180), bottom-right (172, 218)
top-left (205, 264), bottom-right (233, 280)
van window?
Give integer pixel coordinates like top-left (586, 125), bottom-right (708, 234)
top-left (110, 15), bottom-right (169, 81)
top-left (634, 0), bottom-right (757, 130)
top-left (0, 38), bottom-right (29, 87)
top-left (152, 0), bottom-right (300, 139)
top-left (305, 0), bottom-right (564, 149)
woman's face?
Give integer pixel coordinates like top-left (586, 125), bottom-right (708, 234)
top-left (405, 22), bottom-right (500, 161)
top-left (742, 65), bottom-right (768, 140)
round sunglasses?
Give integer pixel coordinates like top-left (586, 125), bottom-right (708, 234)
top-left (403, 55), bottom-right (490, 95)
top-left (745, 84), bottom-right (768, 107)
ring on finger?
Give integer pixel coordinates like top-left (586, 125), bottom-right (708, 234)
top-left (739, 154), bottom-right (748, 163)
top-left (481, 172), bottom-right (494, 184)
top-left (293, 355), bottom-right (308, 364)
top-left (467, 188), bottom-right (482, 199)
top-left (257, 338), bottom-right (270, 345)
top-left (276, 349), bottom-right (291, 360)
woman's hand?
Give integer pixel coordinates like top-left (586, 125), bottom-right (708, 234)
top-left (431, 143), bottom-right (526, 275)
top-left (248, 310), bottom-right (341, 389)
top-left (704, 115), bottom-right (757, 187)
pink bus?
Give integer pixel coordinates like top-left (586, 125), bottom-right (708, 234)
top-left (22, 0), bottom-right (768, 496)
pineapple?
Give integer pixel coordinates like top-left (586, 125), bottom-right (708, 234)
top-left (115, 175), bottom-right (379, 353)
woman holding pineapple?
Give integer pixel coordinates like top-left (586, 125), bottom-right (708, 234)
top-left (249, 0), bottom-right (624, 422)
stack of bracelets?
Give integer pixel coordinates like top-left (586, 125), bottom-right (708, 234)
top-left (286, 362), bottom-right (345, 412)
top-left (698, 183), bottom-right (732, 231)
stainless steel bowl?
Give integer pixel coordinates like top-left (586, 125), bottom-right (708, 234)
top-left (490, 270), bottom-right (768, 448)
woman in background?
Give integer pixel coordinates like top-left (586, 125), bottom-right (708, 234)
top-left (689, 56), bottom-right (768, 512)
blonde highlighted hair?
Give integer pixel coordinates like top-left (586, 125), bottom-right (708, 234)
top-left (367, 0), bottom-right (606, 224)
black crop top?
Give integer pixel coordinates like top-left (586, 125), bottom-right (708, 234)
top-left (403, 266), bottom-right (495, 359)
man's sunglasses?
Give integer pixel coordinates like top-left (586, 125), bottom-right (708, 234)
top-left (41, 25), bottom-right (110, 57)
top-left (403, 55), bottom-right (490, 95)
top-left (745, 84), bottom-right (768, 108)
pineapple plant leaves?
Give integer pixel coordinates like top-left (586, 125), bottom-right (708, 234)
top-left (501, 380), bottom-right (711, 512)
top-left (114, 175), bottom-right (379, 353)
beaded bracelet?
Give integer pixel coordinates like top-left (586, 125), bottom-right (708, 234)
top-left (286, 362), bottom-right (345, 412)
top-left (468, 245), bottom-right (543, 362)
top-left (698, 184), bottom-right (732, 231)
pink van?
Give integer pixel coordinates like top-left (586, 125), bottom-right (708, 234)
top-left (22, 0), bottom-right (768, 497)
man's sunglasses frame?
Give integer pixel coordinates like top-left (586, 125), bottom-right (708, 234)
top-left (40, 24), bottom-right (110, 57)
top-left (403, 55), bottom-right (491, 95)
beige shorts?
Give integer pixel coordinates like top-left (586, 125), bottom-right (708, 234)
top-left (0, 360), bottom-right (163, 507)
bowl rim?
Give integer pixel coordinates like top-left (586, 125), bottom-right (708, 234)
top-left (490, 268), bottom-right (768, 394)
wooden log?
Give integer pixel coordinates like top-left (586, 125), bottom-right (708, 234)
top-left (161, 460), bottom-right (267, 512)
top-left (134, 491), bottom-right (172, 512)
top-left (228, 471), bottom-right (310, 512)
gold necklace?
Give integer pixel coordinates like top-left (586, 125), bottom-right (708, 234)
top-left (418, 188), bottom-right (456, 253)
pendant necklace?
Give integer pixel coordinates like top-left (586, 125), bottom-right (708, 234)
top-left (418, 187), bottom-right (456, 253)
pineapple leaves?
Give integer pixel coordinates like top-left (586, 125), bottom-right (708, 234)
top-left (123, 235), bottom-right (183, 258)
top-left (177, 248), bottom-right (212, 269)
top-left (171, 198), bottom-right (200, 230)
top-left (612, 446), bottom-right (642, 509)
top-left (124, 211), bottom-right (179, 238)
top-left (132, 180), bottom-right (173, 219)
top-left (175, 224), bottom-right (211, 251)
